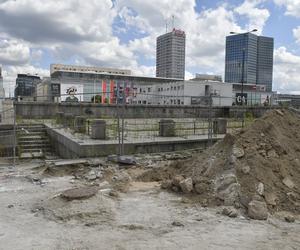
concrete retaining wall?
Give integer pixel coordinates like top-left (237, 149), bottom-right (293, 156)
top-left (45, 124), bottom-right (220, 158)
top-left (16, 102), bottom-right (274, 119)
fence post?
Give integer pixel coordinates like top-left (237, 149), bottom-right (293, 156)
top-left (13, 103), bottom-right (16, 168)
top-left (207, 94), bottom-right (213, 147)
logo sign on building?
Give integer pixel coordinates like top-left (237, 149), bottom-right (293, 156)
top-left (235, 93), bottom-right (247, 105)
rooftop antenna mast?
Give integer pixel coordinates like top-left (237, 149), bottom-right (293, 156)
top-left (172, 15), bottom-right (175, 29)
top-left (165, 19), bottom-right (168, 33)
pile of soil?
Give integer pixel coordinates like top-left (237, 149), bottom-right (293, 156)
top-left (141, 109), bottom-right (300, 214)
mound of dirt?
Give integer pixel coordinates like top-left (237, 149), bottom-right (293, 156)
top-left (144, 109), bottom-right (300, 215)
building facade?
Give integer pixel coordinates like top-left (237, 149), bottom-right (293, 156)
top-left (156, 29), bottom-right (186, 79)
top-left (14, 74), bottom-right (41, 101)
top-left (44, 70), bottom-right (183, 103)
top-left (191, 74), bottom-right (222, 82)
top-left (132, 81), bottom-right (233, 106)
top-left (225, 33), bottom-right (274, 92)
top-left (50, 64), bottom-right (131, 75)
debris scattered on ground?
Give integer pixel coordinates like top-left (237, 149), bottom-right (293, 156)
top-left (61, 187), bottom-right (98, 200)
top-left (171, 221), bottom-right (184, 227)
top-left (285, 215), bottom-right (295, 223)
top-left (222, 207), bottom-right (238, 218)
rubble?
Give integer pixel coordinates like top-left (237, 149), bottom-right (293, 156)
top-left (285, 215), bottom-right (295, 223)
top-left (61, 187), bottom-right (98, 200)
top-left (222, 207), bottom-right (238, 218)
top-left (179, 178), bottom-right (193, 193)
top-left (141, 109), bottom-right (300, 218)
top-left (248, 200), bottom-right (268, 220)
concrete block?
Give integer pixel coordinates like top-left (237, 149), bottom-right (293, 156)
top-left (74, 116), bottom-right (86, 133)
top-left (91, 119), bottom-right (106, 139)
top-left (213, 118), bottom-right (227, 134)
top-left (159, 119), bottom-right (175, 137)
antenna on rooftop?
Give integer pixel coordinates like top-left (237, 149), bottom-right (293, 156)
top-left (165, 20), bottom-right (168, 33)
top-left (172, 15), bottom-right (175, 29)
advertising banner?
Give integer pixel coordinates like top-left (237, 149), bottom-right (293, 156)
top-left (60, 84), bottom-right (83, 102)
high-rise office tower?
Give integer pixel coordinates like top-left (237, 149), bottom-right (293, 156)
top-left (14, 74), bottom-right (41, 100)
top-left (156, 28), bottom-right (186, 79)
top-left (225, 33), bottom-right (274, 92)
top-left (0, 67), bottom-right (4, 97)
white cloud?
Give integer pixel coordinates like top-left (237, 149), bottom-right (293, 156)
top-left (293, 26), bottom-right (300, 44)
top-left (0, 0), bottom-right (115, 44)
top-left (235, 0), bottom-right (270, 34)
top-left (0, 0), bottom-right (298, 95)
top-left (273, 47), bottom-right (300, 92)
top-left (0, 38), bottom-right (30, 65)
top-left (273, 0), bottom-right (300, 18)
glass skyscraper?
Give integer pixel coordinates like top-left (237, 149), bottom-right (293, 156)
top-left (225, 33), bottom-right (274, 92)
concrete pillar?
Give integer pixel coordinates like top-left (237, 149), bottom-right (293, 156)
top-left (159, 119), bottom-right (175, 137)
top-left (74, 116), bottom-right (86, 133)
top-left (213, 118), bottom-right (227, 134)
top-left (91, 119), bottom-right (106, 139)
top-left (63, 113), bottom-right (74, 128)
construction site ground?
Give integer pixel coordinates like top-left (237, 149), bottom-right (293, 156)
top-left (0, 153), bottom-right (299, 250)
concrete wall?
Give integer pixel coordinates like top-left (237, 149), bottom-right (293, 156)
top-left (45, 124), bottom-right (219, 158)
top-left (15, 102), bottom-right (274, 119)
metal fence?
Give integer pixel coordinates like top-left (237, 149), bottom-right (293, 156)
top-left (0, 91), bottom-right (275, 161)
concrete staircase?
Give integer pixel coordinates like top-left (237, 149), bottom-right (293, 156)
top-left (17, 124), bottom-right (53, 159)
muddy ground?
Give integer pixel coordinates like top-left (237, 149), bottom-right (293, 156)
top-left (0, 156), bottom-right (300, 250)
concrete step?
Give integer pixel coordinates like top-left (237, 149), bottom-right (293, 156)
top-left (18, 140), bottom-right (50, 145)
top-left (19, 144), bottom-right (51, 150)
top-left (18, 135), bottom-right (47, 140)
top-left (21, 148), bottom-right (52, 153)
top-left (20, 152), bottom-right (44, 159)
top-left (17, 123), bottom-right (54, 159)
top-left (17, 124), bottom-right (45, 128)
top-left (17, 131), bottom-right (46, 136)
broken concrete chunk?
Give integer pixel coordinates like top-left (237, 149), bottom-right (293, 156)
top-left (283, 178), bottom-right (295, 190)
top-left (161, 180), bottom-right (172, 189)
top-left (172, 221), bottom-right (184, 227)
top-left (267, 149), bottom-right (278, 158)
top-left (222, 207), bottom-right (238, 218)
top-left (264, 192), bottom-right (277, 206)
top-left (194, 183), bottom-right (208, 194)
top-left (179, 178), bottom-right (193, 193)
top-left (232, 145), bottom-right (244, 158)
top-left (248, 200), bottom-right (268, 220)
top-left (282, 177), bottom-right (295, 189)
top-left (256, 182), bottom-right (264, 196)
top-left (172, 175), bottom-right (184, 187)
top-left (284, 215), bottom-right (295, 223)
top-left (275, 110), bottom-right (284, 116)
top-left (61, 187), bottom-right (98, 200)
top-left (241, 165), bottom-right (250, 174)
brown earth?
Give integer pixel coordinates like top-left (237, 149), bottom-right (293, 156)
top-left (139, 109), bottom-right (300, 214)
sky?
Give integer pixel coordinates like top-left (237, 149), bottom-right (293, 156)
top-left (0, 0), bottom-right (300, 96)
